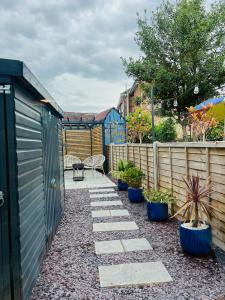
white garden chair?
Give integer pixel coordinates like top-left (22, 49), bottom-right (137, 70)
top-left (64, 155), bottom-right (81, 170)
top-left (83, 154), bottom-right (106, 175)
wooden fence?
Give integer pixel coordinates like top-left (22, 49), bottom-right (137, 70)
top-left (63, 125), bottom-right (103, 161)
top-left (107, 142), bottom-right (225, 251)
top-left (92, 126), bottom-right (103, 156)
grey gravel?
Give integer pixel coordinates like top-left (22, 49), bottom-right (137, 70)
top-left (31, 186), bottom-right (225, 300)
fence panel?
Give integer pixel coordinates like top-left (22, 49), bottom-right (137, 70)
top-left (108, 142), bottom-right (225, 251)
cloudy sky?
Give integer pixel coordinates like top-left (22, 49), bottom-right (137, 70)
top-left (0, 0), bottom-right (214, 113)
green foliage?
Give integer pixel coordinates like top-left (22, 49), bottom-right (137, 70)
top-left (134, 96), bottom-right (143, 106)
top-left (206, 121), bottom-right (224, 141)
top-left (122, 0), bottom-right (225, 137)
top-left (126, 107), bottom-right (152, 143)
top-left (155, 118), bottom-right (177, 142)
top-left (144, 189), bottom-right (175, 204)
top-left (111, 159), bottom-right (134, 180)
top-left (121, 167), bottom-right (145, 188)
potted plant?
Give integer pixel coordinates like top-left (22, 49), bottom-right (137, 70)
top-left (144, 189), bottom-right (175, 221)
top-left (172, 175), bottom-right (218, 256)
top-left (111, 159), bottom-right (134, 191)
top-left (121, 167), bottom-right (145, 203)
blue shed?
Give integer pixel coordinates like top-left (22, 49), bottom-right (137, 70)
top-left (95, 107), bottom-right (126, 145)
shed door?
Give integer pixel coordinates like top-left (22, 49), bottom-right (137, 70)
top-left (43, 110), bottom-right (62, 245)
top-left (0, 87), bottom-right (12, 300)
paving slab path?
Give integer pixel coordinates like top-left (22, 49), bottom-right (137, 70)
top-left (31, 172), bottom-right (225, 300)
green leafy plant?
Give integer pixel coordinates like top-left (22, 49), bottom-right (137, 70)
top-left (206, 121), bottom-right (224, 141)
top-left (111, 159), bottom-right (134, 180)
top-left (155, 118), bottom-right (177, 142)
top-left (126, 107), bottom-right (152, 143)
top-left (172, 175), bottom-right (218, 227)
top-left (121, 167), bottom-right (145, 188)
top-left (144, 189), bottom-right (175, 204)
top-left (134, 96), bottom-right (143, 106)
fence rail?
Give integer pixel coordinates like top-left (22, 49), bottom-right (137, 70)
top-left (107, 142), bottom-right (225, 251)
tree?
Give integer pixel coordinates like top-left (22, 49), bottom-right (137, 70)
top-left (122, 0), bottom-right (225, 140)
top-left (126, 107), bottom-right (152, 143)
top-left (155, 118), bottom-right (177, 142)
top-left (188, 104), bottom-right (217, 141)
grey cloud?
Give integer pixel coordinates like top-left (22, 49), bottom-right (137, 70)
top-left (0, 0), bottom-right (214, 112)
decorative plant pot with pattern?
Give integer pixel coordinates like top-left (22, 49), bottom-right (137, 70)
top-left (179, 222), bottom-right (212, 256)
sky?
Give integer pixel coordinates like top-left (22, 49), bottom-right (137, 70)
top-left (0, 0), bottom-right (214, 113)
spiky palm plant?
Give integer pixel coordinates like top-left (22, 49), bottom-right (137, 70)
top-left (172, 175), bottom-right (218, 228)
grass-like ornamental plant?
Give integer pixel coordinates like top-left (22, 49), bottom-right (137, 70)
top-left (111, 159), bottom-right (134, 180)
top-left (121, 167), bottom-right (145, 188)
top-left (144, 189), bottom-right (175, 204)
top-left (172, 175), bottom-right (218, 227)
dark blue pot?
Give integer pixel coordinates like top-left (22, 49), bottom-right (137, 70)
top-left (147, 202), bottom-right (168, 221)
top-left (128, 187), bottom-right (144, 203)
top-left (117, 179), bottom-right (128, 191)
top-left (180, 223), bottom-right (212, 256)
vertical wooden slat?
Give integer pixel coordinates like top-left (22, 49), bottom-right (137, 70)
top-left (153, 142), bottom-right (158, 190)
top-left (146, 146), bottom-right (149, 189)
top-left (126, 143), bottom-right (128, 161)
top-left (185, 146), bottom-right (188, 179)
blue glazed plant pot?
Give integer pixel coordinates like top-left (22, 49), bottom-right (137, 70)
top-left (117, 179), bottom-right (128, 191)
top-left (179, 223), bottom-right (212, 256)
top-left (128, 187), bottom-right (144, 203)
top-left (147, 202), bottom-right (168, 221)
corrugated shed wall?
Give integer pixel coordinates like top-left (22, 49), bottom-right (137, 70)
top-left (15, 85), bottom-right (45, 300)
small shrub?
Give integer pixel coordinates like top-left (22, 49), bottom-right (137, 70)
top-left (155, 118), bottom-right (177, 142)
top-left (121, 167), bottom-right (145, 188)
top-left (111, 159), bottom-right (134, 180)
top-left (206, 121), bottom-right (224, 141)
top-left (144, 189), bottom-right (175, 204)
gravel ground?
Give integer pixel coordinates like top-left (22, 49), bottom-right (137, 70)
top-left (31, 185), bottom-right (225, 300)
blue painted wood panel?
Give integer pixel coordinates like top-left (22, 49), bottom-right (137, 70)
top-left (104, 108), bottom-right (126, 145)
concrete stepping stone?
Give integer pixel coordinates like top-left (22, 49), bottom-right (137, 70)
top-left (93, 221), bottom-right (138, 232)
top-left (91, 209), bottom-right (129, 218)
top-left (90, 201), bottom-right (123, 207)
top-left (99, 261), bottom-right (172, 287)
top-left (95, 238), bottom-right (152, 254)
top-left (89, 188), bottom-right (115, 193)
top-left (90, 193), bottom-right (118, 199)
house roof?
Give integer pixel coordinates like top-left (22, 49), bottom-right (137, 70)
top-left (63, 107), bottom-right (124, 125)
top-left (63, 112), bottom-right (95, 122)
top-left (117, 89), bottom-right (130, 108)
top-left (95, 108), bottom-right (112, 122)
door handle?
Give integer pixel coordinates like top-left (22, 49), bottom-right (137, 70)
top-left (0, 191), bottom-right (4, 207)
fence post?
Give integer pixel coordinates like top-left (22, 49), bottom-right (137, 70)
top-left (169, 146), bottom-right (174, 214)
top-left (146, 146), bottom-right (150, 189)
top-left (126, 143), bottom-right (128, 161)
top-left (153, 141), bottom-right (158, 190)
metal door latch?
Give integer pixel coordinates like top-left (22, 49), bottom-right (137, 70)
top-left (50, 178), bottom-right (57, 188)
top-left (0, 84), bottom-right (11, 94)
top-left (0, 191), bottom-right (4, 207)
